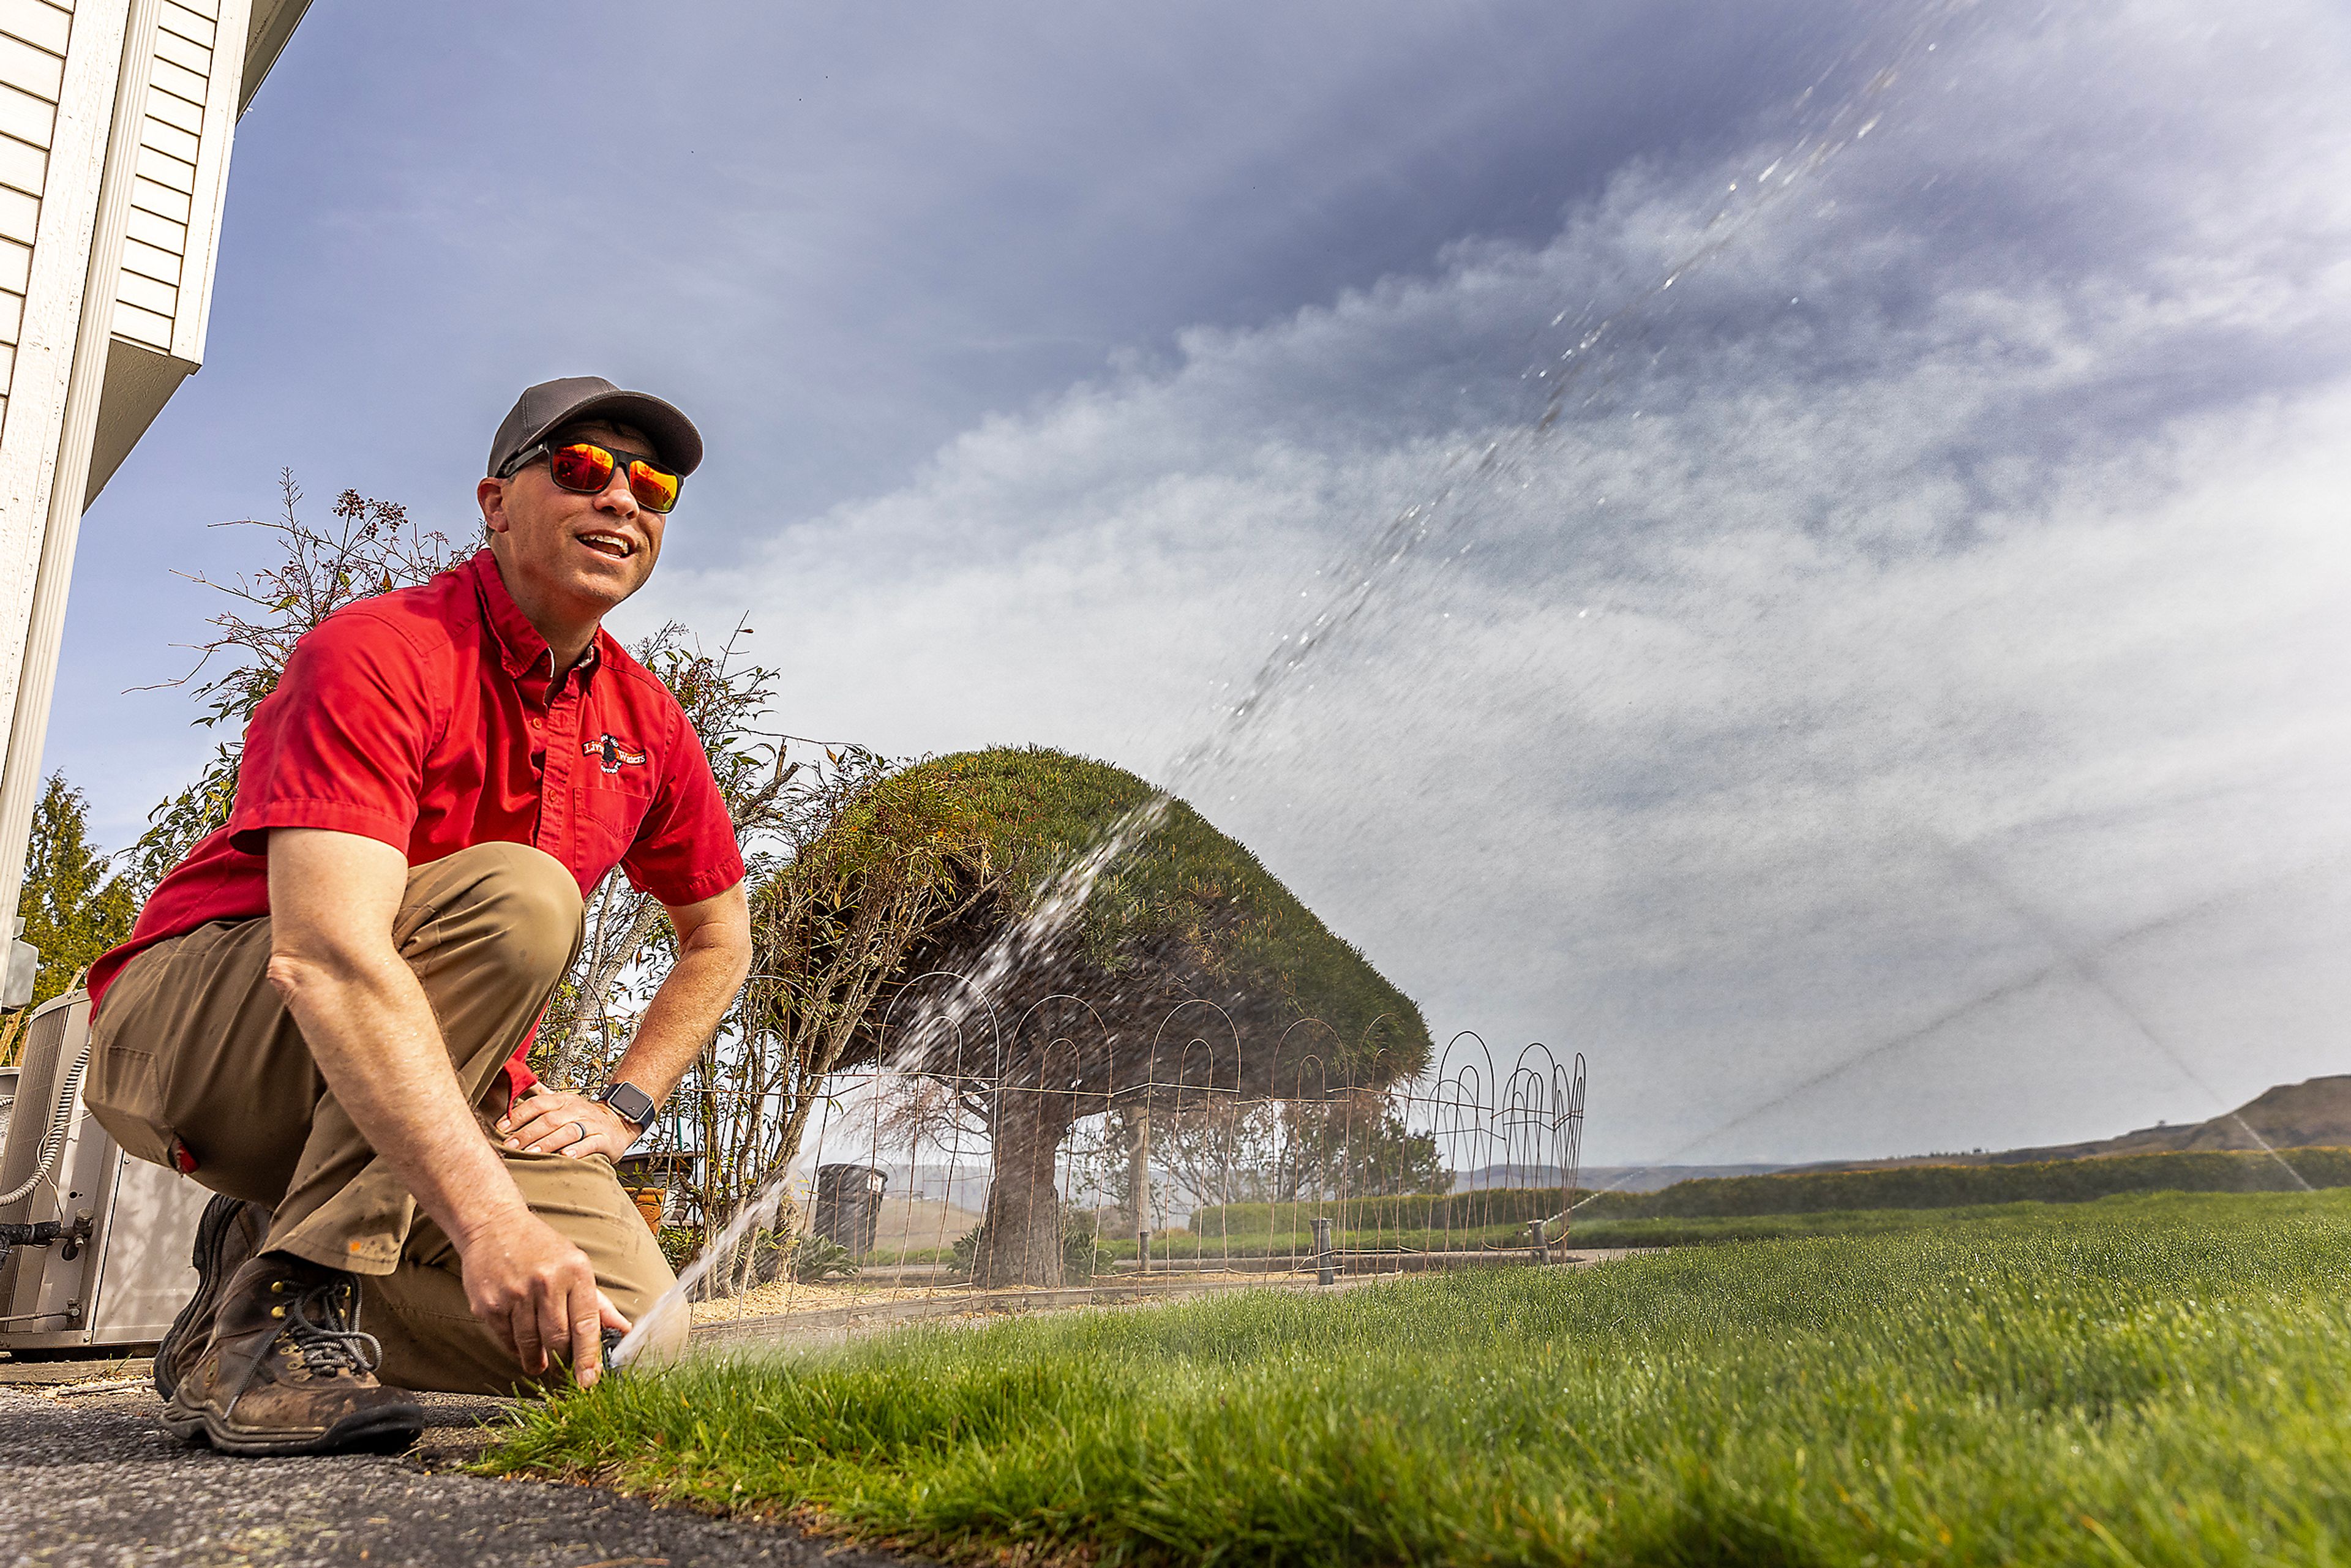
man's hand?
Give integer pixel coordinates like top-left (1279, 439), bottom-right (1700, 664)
top-left (458, 1207), bottom-right (630, 1387)
top-left (498, 1085), bottom-right (639, 1160)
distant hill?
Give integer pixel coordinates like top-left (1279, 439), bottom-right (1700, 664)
top-left (1996, 1075), bottom-right (2351, 1161)
top-left (1573, 1146), bottom-right (2351, 1223)
top-left (1807, 1075), bottom-right (2351, 1173)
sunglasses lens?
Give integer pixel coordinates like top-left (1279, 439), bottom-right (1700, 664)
top-left (626, 460), bottom-right (681, 512)
top-left (549, 443), bottom-right (615, 493)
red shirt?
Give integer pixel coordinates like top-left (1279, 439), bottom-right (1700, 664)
top-left (91, 550), bottom-right (746, 1096)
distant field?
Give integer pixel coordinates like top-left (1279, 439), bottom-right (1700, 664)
top-left (1123, 1152), bottom-right (2351, 1259)
top-left (492, 1188), bottom-right (2351, 1564)
top-left (1189, 1144), bottom-right (2351, 1242)
top-left (872, 1199), bottom-right (2212, 1269)
top-left (839, 1146), bottom-right (2351, 1274)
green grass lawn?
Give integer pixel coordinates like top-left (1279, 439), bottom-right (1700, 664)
top-left (489, 1189), bottom-right (2351, 1564)
top-left (1558, 1199), bottom-right (2186, 1251)
top-left (1152, 1201), bottom-right (2109, 1258)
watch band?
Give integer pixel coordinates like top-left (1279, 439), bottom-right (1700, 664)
top-left (595, 1079), bottom-right (658, 1131)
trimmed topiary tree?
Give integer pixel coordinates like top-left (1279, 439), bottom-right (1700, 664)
top-left (735, 746), bottom-right (1430, 1286)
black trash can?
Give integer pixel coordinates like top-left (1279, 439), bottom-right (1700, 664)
top-left (813, 1163), bottom-right (888, 1258)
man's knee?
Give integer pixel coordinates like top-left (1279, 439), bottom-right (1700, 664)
top-left (410, 842), bottom-right (583, 986)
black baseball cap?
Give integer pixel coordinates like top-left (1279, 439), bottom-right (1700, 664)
top-left (487, 376), bottom-right (704, 481)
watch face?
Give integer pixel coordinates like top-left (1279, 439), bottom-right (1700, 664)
top-left (603, 1082), bottom-right (656, 1127)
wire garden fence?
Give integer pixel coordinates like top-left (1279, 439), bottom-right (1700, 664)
top-left (624, 973), bottom-right (1587, 1329)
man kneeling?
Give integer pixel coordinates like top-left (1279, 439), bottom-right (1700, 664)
top-left (82, 378), bottom-right (751, 1454)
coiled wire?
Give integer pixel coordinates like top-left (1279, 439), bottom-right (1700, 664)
top-left (0, 1043), bottom-right (89, 1207)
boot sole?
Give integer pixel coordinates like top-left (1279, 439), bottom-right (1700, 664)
top-left (161, 1396), bottom-right (425, 1457)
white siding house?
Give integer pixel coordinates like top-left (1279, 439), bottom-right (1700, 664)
top-left (0, 0), bottom-right (308, 951)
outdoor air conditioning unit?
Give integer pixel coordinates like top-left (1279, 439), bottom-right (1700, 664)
top-left (0, 989), bottom-right (207, 1354)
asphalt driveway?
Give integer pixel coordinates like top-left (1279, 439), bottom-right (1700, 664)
top-left (2, 1379), bottom-right (915, 1567)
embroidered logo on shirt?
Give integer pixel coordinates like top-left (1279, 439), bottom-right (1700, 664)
top-left (585, 734), bottom-right (648, 774)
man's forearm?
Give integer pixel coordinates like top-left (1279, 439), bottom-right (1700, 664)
top-left (604, 928), bottom-right (750, 1106)
top-left (273, 950), bottom-right (528, 1245)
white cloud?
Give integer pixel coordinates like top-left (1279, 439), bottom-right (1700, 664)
top-left (623, 0), bottom-right (2351, 1163)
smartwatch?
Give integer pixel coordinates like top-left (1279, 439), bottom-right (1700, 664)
top-left (594, 1079), bottom-right (658, 1131)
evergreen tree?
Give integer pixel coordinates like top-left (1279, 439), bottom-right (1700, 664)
top-left (15, 770), bottom-right (137, 1014)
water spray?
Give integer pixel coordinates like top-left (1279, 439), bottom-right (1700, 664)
top-left (1565, 852), bottom-right (2345, 1212)
top-left (611, 801), bottom-right (1170, 1368)
top-left (612, 6), bottom-right (1965, 1373)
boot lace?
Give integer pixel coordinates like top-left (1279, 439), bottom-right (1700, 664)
top-left (281, 1279), bottom-right (384, 1379)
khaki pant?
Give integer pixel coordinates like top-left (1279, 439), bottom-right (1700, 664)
top-left (84, 842), bottom-right (683, 1394)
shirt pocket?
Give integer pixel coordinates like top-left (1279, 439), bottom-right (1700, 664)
top-left (580, 766), bottom-right (660, 875)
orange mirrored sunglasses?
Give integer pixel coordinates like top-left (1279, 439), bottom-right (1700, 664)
top-left (504, 439), bottom-right (682, 512)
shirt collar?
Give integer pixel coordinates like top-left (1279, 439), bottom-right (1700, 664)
top-left (469, 549), bottom-right (606, 686)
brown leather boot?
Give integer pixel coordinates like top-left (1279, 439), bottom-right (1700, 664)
top-left (160, 1251), bottom-right (424, 1455)
top-left (154, 1193), bottom-right (272, 1401)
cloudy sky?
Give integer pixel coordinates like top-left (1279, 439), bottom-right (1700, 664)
top-left (42, 0), bottom-right (2351, 1165)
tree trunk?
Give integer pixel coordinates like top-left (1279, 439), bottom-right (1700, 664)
top-left (1125, 1106), bottom-right (1150, 1238)
top-left (972, 1087), bottom-right (1078, 1287)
